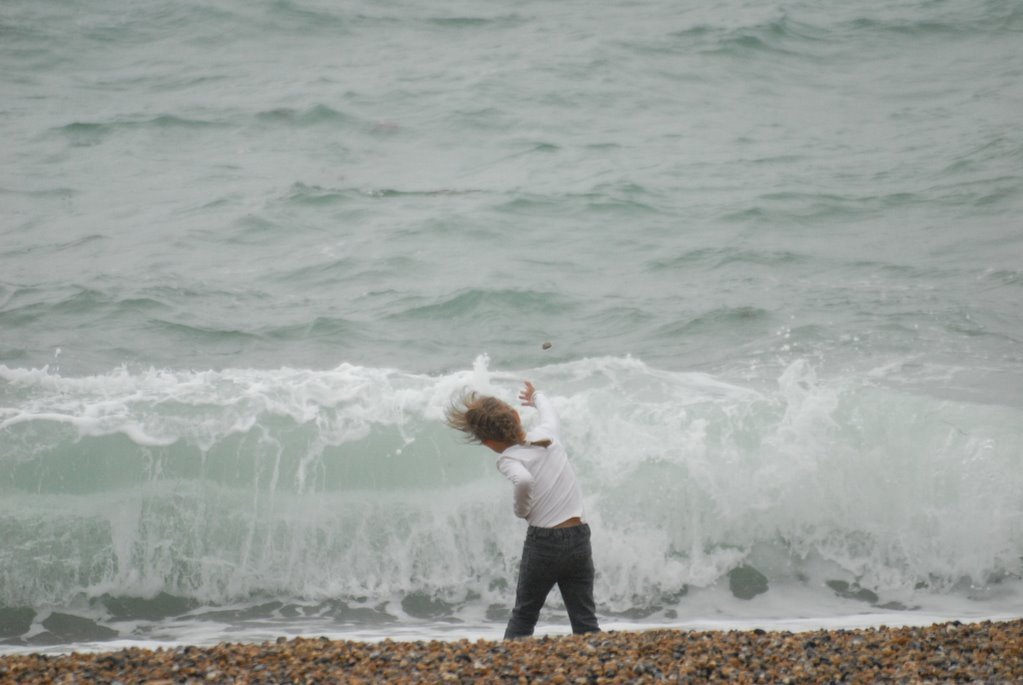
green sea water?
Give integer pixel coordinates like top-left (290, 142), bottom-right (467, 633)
top-left (1, 0), bottom-right (1022, 650)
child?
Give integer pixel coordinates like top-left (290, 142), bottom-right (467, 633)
top-left (445, 381), bottom-right (600, 639)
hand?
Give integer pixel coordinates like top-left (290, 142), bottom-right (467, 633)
top-left (518, 381), bottom-right (537, 407)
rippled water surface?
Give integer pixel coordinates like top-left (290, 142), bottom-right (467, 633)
top-left (2, 0), bottom-right (1022, 652)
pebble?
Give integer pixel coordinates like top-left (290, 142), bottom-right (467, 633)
top-left (1, 620), bottom-right (1021, 683)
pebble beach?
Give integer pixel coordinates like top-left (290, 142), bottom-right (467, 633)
top-left (2, 620), bottom-right (1021, 684)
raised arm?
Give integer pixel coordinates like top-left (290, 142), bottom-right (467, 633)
top-left (519, 381), bottom-right (561, 438)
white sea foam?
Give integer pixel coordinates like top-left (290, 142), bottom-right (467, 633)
top-left (2, 0), bottom-right (1022, 650)
top-left (1, 355), bottom-right (1020, 627)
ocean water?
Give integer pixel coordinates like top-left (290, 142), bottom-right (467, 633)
top-left (2, 0), bottom-right (1022, 653)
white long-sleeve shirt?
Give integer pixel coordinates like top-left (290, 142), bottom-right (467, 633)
top-left (495, 391), bottom-right (585, 527)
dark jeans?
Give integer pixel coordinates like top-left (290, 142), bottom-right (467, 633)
top-left (504, 523), bottom-right (600, 639)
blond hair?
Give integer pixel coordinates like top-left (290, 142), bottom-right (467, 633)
top-left (445, 389), bottom-right (550, 447)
